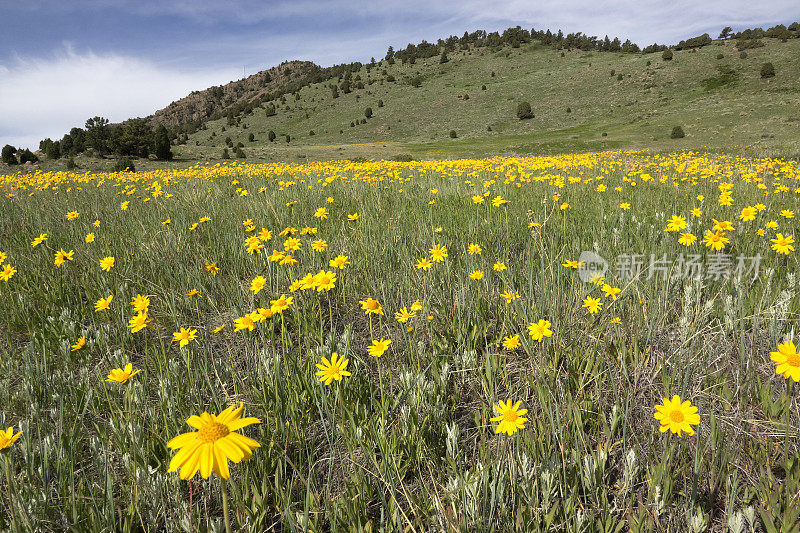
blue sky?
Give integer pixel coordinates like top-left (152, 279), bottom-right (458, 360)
top-left (1, 0), bottom-right (797, 149)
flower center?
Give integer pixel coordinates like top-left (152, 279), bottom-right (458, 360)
top-left (503, 410), bottom-right (519, 423)
top-left (198, 421), bottom-right (230, 443)
top-left (669, 410), bottom-right (685, 423)
top-left (787, 353), bottom-right (800, 368)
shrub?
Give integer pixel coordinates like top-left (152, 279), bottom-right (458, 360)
top-left (268, 130), bottom-right (276, 142)
top-left (222, 148), bottom-right (230, 159)
top-left (662, 49), bottom-right (673, 61)
top-left (760, 62), bottom-right (775, 79)
top-left (377, 99), bottom-right (384, 107)
top-left (610, 69), bottom-right (616, 77)
top-left (449, 130), bottom-right (457, 138)
top-left (566, 107), bottom-right (571, 113)
top-left (516, 102), bottom-right (534, 120)
top-left (716, 53), bottom-right (724, 59)
top-left (233, 147), bottom-right (246, 158)
top-left (736, 39), bottom-right (764, 50)
top-left (19, 149), bottom-right (38, 164)
top-left (114, 157), bottom-right (135, 172)
top-left (1, 145), bottom-right (18, 165)
top-left (670, 126), bottom-right (686, 139)
top-left (617, 73), bottom-right (623, 81)
top-left (309, 130), bottom-right (315, 136)
top-left (248, 133), bottom-right (255, 142)
top-left (409, 75), bottom-right (423, 88)
top-left (365, 107), bottom-right (373, 118)
top-left (481, 85), bottom-right (486, 90)
top-left (393, 154), bottom-right (413, 162)
top-left (739, 51), bottom-right (748, 59)
top-left (66, 157), bottom-right (77, 170)
top-left (463, 94), bottom-right (469, 100)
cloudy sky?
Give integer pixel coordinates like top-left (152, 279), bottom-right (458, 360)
top-left (1, 0), bottom-right (797, 149)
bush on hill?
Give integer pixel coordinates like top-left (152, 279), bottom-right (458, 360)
top-left (516, 102), bottom-right (534, 120)
top-left (113, 157), bottom-right (135, 172)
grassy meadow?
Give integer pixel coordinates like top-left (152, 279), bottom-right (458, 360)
top-left (0, 151), bottom-right (799, 531)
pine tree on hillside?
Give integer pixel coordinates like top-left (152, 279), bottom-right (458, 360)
top-left (154, 125), bottom-right (173, 160)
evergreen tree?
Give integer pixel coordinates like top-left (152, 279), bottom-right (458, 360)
top-left (154, 124), bottom-right (173, 160)
top-left (46, 141), bottom-right (61, 160)
top-left (1, 145), bottom-right (17, 165)
top-left (84, 116), bottom-right (110, 154)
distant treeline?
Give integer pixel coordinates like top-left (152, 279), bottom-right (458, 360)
top-left (387, 26), bottom-right (662, 64)
top-left (5, 118), bottom-right (173, 164)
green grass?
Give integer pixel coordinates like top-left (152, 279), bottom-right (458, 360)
top-left (0, 151), bottom-right (799, 531)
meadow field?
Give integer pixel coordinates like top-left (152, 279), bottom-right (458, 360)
top-left (0, 150), bottom-right (798, 531)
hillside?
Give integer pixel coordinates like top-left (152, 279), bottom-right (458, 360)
top-left (150, 60), bottom-right (321, 126)
top-left (12, 32), bottom-right (800, 171)
top-left (170, 37), bottom-right (800, 162)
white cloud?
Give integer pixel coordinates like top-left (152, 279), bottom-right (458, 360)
top-left (0, 45), bottom-right (239, 150)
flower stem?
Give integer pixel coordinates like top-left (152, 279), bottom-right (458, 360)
top-left (221, 478), bottom-right (231, 533)
top-left (5, 457), bottom-right (17, 532)
top-left (784, 380), bottom-right (792, 466)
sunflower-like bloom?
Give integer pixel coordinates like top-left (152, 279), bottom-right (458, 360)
top-left (770, 341), bottom-right (800, 382)
top-left (315, 352), bottom-right (351, 385)
top-left (360, 297), bottom-right (383, 315)
top-left (367, 338), bottom-right (391, 357)
top-left (771, 234), bottom-right (795, 255)
top-left (490, 400), bottom-right (527, 435)
top-left (105, 363), bottom-right (141, 384)
top-left (653, 395), bottom-right (700, 436)
top-left (527, 319), bottom-right (552, 342)
top-left (0, 426), bottom-right (22, 451)
top-left (313, 270), bottom-right (336, 291)
top-left (167, 404), bottom-right (260, 480)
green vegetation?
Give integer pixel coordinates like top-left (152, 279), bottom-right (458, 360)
top-left (5, 23), bottom-right (800, 172)
top-left (0, 153), bottom-right (798, 530)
